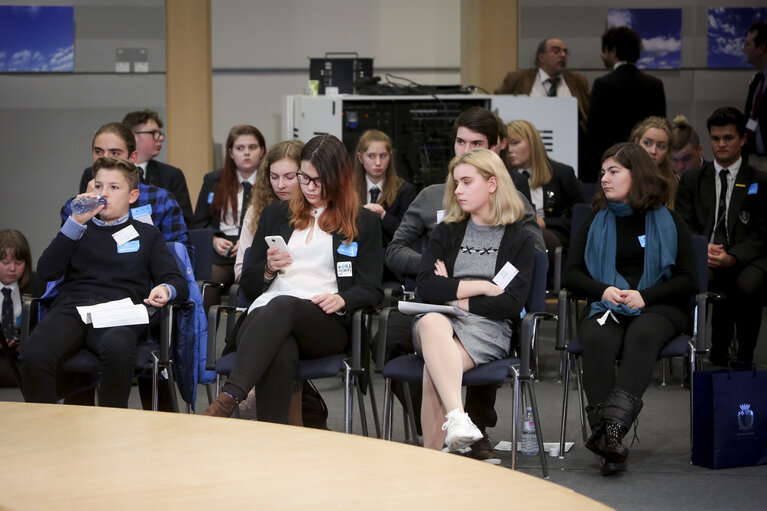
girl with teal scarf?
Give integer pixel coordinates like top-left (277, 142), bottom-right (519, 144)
top-left (563, 143), bottom-right (696, 476)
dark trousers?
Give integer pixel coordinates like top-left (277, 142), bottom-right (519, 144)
top-left (709, 263), bottom-right (766, 363)
top-left (20, 304), bottom-right (141, 408)
top-left (380, 311), bottom-right (498, 431)
top-left (579, 311), bottom-right (678, 404)
top-left (222, 295), bottom-right (347, 424)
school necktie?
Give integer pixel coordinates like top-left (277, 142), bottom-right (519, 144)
top-left (239, 182), bottom-right (253, 235)
top-left (1, 288), bottom-right (14, 341)
top-left (545, 77), bottom-right (560, 97)
top-left (137, 167), bottom-right (145, 183)
top-left (747, 73), bottom-right (765, 148)
top-left (369, 186), bottom-right (380, 204)
top-left (520, 170), bottom-right (530, 181)
top-left (713, 169), bottom-right (729, 247)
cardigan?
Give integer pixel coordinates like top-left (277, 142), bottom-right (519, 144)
top-left (417, 219), bottom-right (535, 321)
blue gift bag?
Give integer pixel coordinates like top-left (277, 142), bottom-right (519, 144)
top-left (692, 367), bottom-right (767, 469)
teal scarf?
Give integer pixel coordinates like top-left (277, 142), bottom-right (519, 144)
top-left (585, 202), bottom-right (677, 318)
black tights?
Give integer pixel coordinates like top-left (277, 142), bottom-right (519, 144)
top-left (578, 311), bottom-right (678, 405)
top-left (222, 295), bottom-right (347, 423)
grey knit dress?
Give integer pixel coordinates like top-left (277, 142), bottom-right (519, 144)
top-left (415, 221), bottom-right (513, 364)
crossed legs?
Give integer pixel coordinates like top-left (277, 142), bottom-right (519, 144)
top-left (416, 313), bottom-right (476, 450)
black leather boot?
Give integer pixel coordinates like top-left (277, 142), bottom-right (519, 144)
top-left (593, 389), bottom-right (643, 467)
top-left (584, 403), bottom-right (605, 457)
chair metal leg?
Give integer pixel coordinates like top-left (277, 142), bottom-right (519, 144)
top-left (356, 381), bottom-right (369, 437)
top-left (343, 361), bottom-right (353, 434)
top-left (402, 381), bottom-right (419, 444)
top-left (206, 383), bottom-right (215, 405)
top-left (366, 377), bottom-right (382, 438)
top-left (151, 351), bottom-right (159, 412)
top-left (661, 358), bottom-right (668, 386)
top-left (559, 355), bottom-right (572, 456)
top-left (575, 358), bottom-right (587, 442)
top-left (511, 368), bottom-right (520, 471)
top-left (525, 378), bottom-right (549, 479)
top-left (383, 378), bottom-right (393, 440)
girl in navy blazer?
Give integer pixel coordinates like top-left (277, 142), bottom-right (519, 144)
top-left (353, 129), bottom-right (417, 247)
top-left (204, 135), bottom-right (384, 421)
top-left (506, 120), bottom-right (584, 280)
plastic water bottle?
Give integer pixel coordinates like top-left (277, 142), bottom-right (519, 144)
top-left (71, 195), bottom-right (107, 215)
top-left (521, 407), bottom-right (538, 455)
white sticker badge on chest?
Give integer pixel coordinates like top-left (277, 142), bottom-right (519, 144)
top-left (336, 261), bottom-right (353, 277)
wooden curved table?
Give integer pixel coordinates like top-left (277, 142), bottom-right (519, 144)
top-left (1, 402), bottom-right (612, 510)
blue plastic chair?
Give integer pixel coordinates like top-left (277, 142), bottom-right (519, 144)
top-left (380, 251), bottom-right (554, 477)
top-left (557, 234), bottom-right (710, 457)
top-left (206, 248), bottom-right (380, 436)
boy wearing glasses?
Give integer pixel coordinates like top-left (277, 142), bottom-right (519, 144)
top-left (78, 109), bottom-right (194, 225)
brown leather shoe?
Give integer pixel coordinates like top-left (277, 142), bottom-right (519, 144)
top-left (203, 392), bottom-right (237, 417)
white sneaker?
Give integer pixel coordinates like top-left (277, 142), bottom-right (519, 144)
top-left (442, 409), bottom-right (483, 452)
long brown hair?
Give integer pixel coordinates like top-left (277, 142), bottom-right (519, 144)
top-left (247, 140), bottom-right (304, 234)
top-left (630, 116), bottom-right (677, 208)
top-left (0, 229), bottom-right (32, 288)
top-left (592, 142), bottom-right (667, 213)
top-left (292, 135), bottom-right (358, 242)
top-left (353, 130), bottom-right (404, 208)
top-left (210, 125), bottom-right (266, 221)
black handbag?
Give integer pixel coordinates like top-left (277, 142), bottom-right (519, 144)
top-left (692, 365), bottom-right (767, 469)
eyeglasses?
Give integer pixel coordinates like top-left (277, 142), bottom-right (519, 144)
top-left (133, 130), bottom-right (165, 141)
top-left (296, 171), bottom-right (323, 188)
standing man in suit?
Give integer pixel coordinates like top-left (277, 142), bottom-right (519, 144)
top-left (676, 107), bottom-right (767, 365)
top-left (495, 37), bottom-right (590, 173)
top-left (744, 22), bottom-right (767, 171)
top-left (586, 26), bottom-right (666, 183)
top-left (78, 109), bottom-right (194, 225)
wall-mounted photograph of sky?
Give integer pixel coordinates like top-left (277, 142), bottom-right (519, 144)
top-left (607, 8), bottom-right (682, 70)
top-left (0, 5), bottom-right (74, 72)
top-left (708, 7), bottom-right (767, 69)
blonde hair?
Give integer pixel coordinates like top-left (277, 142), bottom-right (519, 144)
top-left (505, 120), bottom-right (552, 189)
top-left (443, 149), bottom-right (525, 225)
top-left (630, 116), bottom-right (677, 209)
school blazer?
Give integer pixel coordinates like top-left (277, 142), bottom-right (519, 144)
top-left (677, 161), bottom-right (767, 270)
top-left (239, 201), bottom-right (384, 316)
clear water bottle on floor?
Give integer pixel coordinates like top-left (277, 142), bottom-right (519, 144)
top-left (71, 195), bottom-right (107, 215)
top-left (521, 407), bottom-right (538, 455)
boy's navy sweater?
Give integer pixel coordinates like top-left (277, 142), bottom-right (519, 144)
top-left (38, 219), bottom-right (188, 307)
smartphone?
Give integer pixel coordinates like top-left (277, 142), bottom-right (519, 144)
top-left (265, 235), bottom-right (290, 254)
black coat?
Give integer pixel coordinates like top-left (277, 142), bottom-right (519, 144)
top-left (585, 64), bottom-right (666, 182)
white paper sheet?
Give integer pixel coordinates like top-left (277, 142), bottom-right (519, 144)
top-left (398, 301), bottom-right (467, 317)
top-left (76, 298), bottom-right (149, 328)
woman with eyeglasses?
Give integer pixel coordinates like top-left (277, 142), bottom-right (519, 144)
top-left (192, 125), bottom-right (266, 309)
top-left (204, 135), bottom-right (384, 421)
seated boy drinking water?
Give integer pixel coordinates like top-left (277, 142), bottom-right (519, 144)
top-left (20, 157), bottom-right (188, 408)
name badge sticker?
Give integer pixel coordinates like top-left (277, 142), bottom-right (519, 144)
top-left (436, 209), bottom-right (445, 224)
top-left (337, 241), bottom-right (358, 257)
top-left (638, 234), bottom-right (646, 248)
top-left (746, 118), bottom-right (758, 132)
top-left (493, 261), bottom-right (519, 289)
top-left (131, 204), bottom-right (153, 225)
top-left (748, 183), bottom-right (758, 195)
top-left (112, 225), bottom-right (140, 246)
top-left (117, 240), bottom-right (140, 253)
top-left (336, 261), bottom-right (353, 277)
top-left (207, 192), bottom-right (215, 204)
